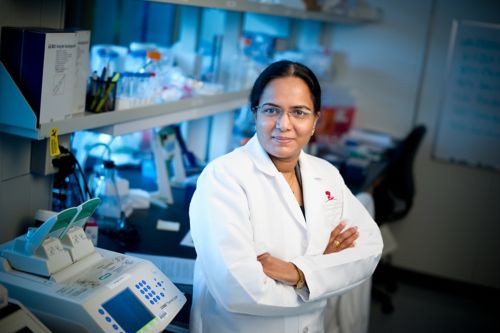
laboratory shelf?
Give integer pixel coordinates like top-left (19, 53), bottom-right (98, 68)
top-left (6, 90), bottom-right (248, 139)
top-left (147, 0), bottom-right (381, 23)
top-left (0, 61), bottom-right (249, 139)
top-left (94, 89), bottom-right (249, 137)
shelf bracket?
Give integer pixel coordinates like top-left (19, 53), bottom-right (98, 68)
top-left (0, 62), bottom-right (38, 139)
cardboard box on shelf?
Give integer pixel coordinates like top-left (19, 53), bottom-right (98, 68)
top-left (21, 30), bottom-right (77, 125)
top-left (1, 27), bottom-right (78, 126)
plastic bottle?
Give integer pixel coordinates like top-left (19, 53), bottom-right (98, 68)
top-left (92, 160), bottom-right (124, 232)
top-left (124, 49), bottom-right (148, 72)
top-left (227, 36), bottom-right (261, 91)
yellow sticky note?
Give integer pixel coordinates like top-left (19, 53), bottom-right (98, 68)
top-left (49, 128), bottom-right (61, 157)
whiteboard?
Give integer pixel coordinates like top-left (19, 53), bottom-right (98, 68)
top-left (433, 20), bottom-right (500, 171)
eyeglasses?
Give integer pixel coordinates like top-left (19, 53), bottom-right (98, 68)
top-left (252, 105), bottom-right (315, 121)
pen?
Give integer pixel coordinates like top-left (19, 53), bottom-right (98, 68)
top-left (100, 66), bottom-right (107, 81)
top-left (91, 71), bottom-right (98, 95)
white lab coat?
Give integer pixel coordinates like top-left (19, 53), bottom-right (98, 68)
top-left (189, 135), bottom-right (383, 333)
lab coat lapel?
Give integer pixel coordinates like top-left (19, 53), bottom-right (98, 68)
top-left (245, 136), bottom-right (306, 228)
top-left (300, 154), bottom-right (326, 241)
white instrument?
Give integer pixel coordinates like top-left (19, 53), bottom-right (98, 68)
top-left (0, 199), bottom-right (186, 332)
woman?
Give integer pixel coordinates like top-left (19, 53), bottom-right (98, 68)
top-left (189, 60), bottom-right (383, 333)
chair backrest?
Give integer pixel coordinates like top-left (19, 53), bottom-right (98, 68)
top-left (374, 125), bottom-right (426, 223)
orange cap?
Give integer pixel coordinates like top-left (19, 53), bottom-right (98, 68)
top-left (147, 50), bottom-right (161, 61)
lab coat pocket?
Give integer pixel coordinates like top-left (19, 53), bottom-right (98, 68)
top-left (324, 199), bottom-right (343, 227)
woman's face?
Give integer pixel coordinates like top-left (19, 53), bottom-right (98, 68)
top-left (255, 76), bottom-right (319, 162)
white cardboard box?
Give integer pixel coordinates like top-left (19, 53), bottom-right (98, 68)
top-left (20, 30), bottom-right (77, 125)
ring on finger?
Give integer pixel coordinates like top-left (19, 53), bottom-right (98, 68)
top-left (334, 240), bottom-right (341, 248)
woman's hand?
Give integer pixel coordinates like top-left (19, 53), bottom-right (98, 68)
top-left (257, 220), bottom-right (359, 284)
top-left (257, 253), bottom-right (299, 286)
top-left (324, 220), bottom-right (359, 254)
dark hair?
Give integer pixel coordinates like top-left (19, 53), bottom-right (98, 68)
top-left (249, 60), bottom-right (321, 114)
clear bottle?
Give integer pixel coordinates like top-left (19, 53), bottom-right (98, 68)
top-left (92, 160), bottom-right (124, 232)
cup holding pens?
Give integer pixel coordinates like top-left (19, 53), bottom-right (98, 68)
top-left (86, 73), bottom-right (120, 113)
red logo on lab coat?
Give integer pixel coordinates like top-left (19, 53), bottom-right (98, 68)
top-left (325, 191), bottom-right (334, 201)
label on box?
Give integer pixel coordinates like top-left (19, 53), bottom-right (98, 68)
top-left (40, 33), bottom-right (77, 123)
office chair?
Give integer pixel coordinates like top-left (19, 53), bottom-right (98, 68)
top-left (371, 124), bottom-right (427, 313)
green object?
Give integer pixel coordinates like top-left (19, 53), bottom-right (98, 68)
top-left (73, 197), bottom-right (101, 228)
top-left (48, 207), bottom-right (78, 237)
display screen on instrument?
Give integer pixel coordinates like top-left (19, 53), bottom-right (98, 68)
top-left (102, 288), bottom-right (155, 332)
